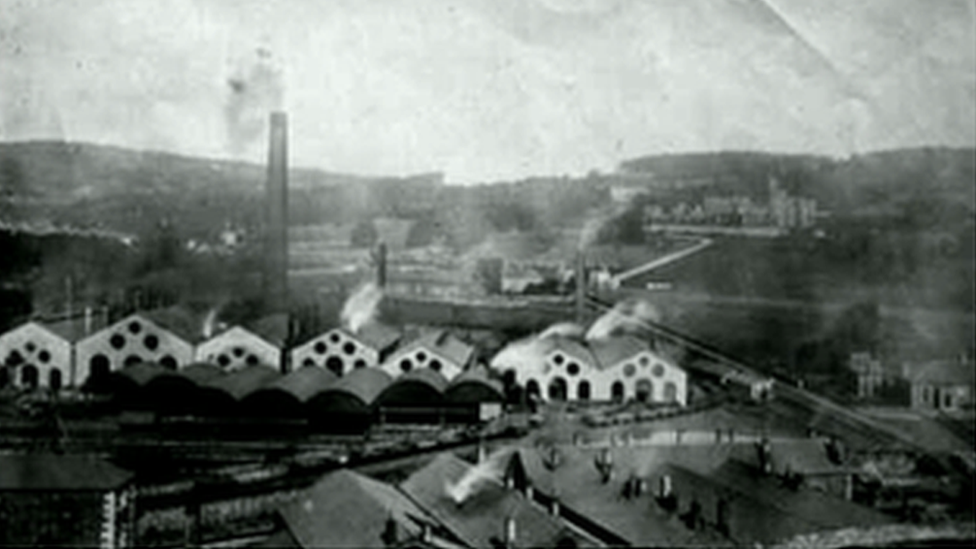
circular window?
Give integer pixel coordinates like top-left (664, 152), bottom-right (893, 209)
top-left (400, 359), bottom-right (413, 373)
top-left (567, 362), bottom-right (580, 376)
top-left (218, 354), bottom-right (231, 367)
top-left (233, 347), bottom-right (245, 358)
top-left (354, 359), bottom-right (367, 369)
top-left (143, 334), bottom-right (159, 351)
top-left (330, 333), bottom-right (341, 343)
top-left (160, 355), bottom-right (177, 370)
top-left (343, 342), bottom-right (356, 355)
top-left (124, 355), bottom-right (141, 367)
top-left (25, 341), bottom-right (36, 353)
top-left (639, 356), bottom-right (650, 367)
top-left (110, 334), bottom-right (126, 350)
top-left (245, 354), bottom-right (258, 366)
top-left (38, 350), bottom-right (51, 364)
top-left (302, 358), bottom-right (315, 368)
top-left (652, 364), bottom-right (665, 377)
top-left (314, 341), bottom-right (327, 355)
top-left (553, 354), bottom-right (565, 365)
top-left (417, 352), bottom-right (428, 363)
top-left (429, 360), bottom-right (442, 372)
top-left (623, 363), bottom-right (636, 377)
top-left (128, 321), bottom-right (141, 334)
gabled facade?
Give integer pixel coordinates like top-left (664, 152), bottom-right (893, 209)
top-left (379, 330), bottom-right (474, 382)
top-left (590, 340), bottom-right (688, 406)
top-left (196, 326), bottom-right (282, 372)
top-left (291, 323), bottom-right (400, 377)
top-left (0, 322), bottom-right (73, 389)
top-left (76, 314), bottom-right (194, 385)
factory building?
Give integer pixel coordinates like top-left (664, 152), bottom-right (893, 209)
top-left (290, 323), bottom-right (400, 376)
top-left (0, 454), bottom-right (135, 548)
top-left (1, 321), bottom-right (74, 390)
top-left (196, 326), bottom-right (282, 372)
top-left (494, 335), bottom-right (688, 405)
top-left (75, 309), bottom-right (200, 387)
top-left (379, 329), bottom-right (475, 382)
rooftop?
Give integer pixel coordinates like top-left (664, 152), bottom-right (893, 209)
top-left (398, 329), bottom-right (475, 368)
top-left (0, 454), bottom-right (132, 491)
top-left (909, 358), bottom-right (975, 386)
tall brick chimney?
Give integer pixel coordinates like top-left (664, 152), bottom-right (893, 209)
top-left (265, 111), bottom-right (289, 310)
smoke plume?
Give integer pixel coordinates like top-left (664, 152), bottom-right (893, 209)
top-left (446, 447), bottom-right (513, 505)
top-left (538, 322), bottom-right (585, 340)
top-left (585, 298), bottom-right (661, 341)
top-left (225, 47), bottom-right (284, 156)
top-left (340, 282), bottom-right (384, 334)
top-left (201, 305), bottom-right (221, 339)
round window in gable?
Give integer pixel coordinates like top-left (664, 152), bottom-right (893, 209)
top-left (553, 354), bottom-right (565, 365)
top-left (330, 333), bottom-right (341, 344)
top-left (652, 364), bottom-right (665, 377)
top-left (623, 363), bottom-right (636, 377)
top-left (110, 334), bottom-right (126, 350)
top-left (233, 346), bottom-right (245, 358)
top-left (159, 355), bottom-right (177, 370)
top-left (638, 356), bottom-right (650, 367)
top-left (245, 354), bottom-right (258, 366)
top-left (143, 334), bottom-right (159, 351)
top-left (128, 321), bottom-right (142, 334)
top-left (343, 342), bottom-right (356, 355)
top-left (417, 352), bottom-right (428, 363)
top-left (38, 350), bottom-right (51, 364)
top-left (354, 359), bottom-right (367, 369)
top-left (567, 362), bottom-right (580, 376)
top-left (429, 360), bottom-right (442, 372)
top-left (25, 341), bottom-right (36, 353)
top-left (302, 358), bottom-right (315, 367)
top-left (400, 359), bottom-right (413, 373)
top-left (314, 341), bottom-right (327, 355)
top-left (123, 355), bottom-right (142, 368)
top-left (218, 354), bottom-right (231, 368)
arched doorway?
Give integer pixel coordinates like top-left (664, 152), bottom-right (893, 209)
top-left (21, 364), bottom-right (39, 389)
top-left (326, 356), bottom-right (344, 377)
top-left (577, 380), bottom-right (591, 401)
top-left (49, 369), bottom-right (62, 391)
top-left (664, 382), bottom-right (678, 403)
top-left (90, 354), bottom-right (110, 380)
top-left (525, 379), bottom-right (541, 400)
top-left (548, 377), bottom-right (568, 401)
top-left (635, 378), bottom-right (654, 402)
top-left (611, 381), bottom-right (625, 402)
top-left (160, 355), bottom-right (177, 370)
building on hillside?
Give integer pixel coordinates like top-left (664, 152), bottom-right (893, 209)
top-left (379, 329), bottom-right (475, 382)
top-left (75, 307), bottom-right (203, 386)
top-left (908, 356), bottom-right (975, 412)
top-left (196, 325), bottom-right (283, 372)
top-left (290, 323), bottom-right (401, 377)
top-left (0, 454), bottom-right (135, 548)
top-left (259, 469), bottom-right (447, 548)
top-left (493, 336), bottom-right (687, 405)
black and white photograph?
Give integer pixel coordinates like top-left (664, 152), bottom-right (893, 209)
top-left (1, 0), bottom-right (974, 547)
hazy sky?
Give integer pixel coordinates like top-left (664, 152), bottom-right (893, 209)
top-left (2, 0), bottom-right (974, 183)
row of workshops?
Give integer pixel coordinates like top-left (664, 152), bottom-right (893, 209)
top-left (1, 305), bottom-right (690, 407)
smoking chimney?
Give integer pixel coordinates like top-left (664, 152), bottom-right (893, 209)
top-left (265, 111), bottom-right (289, 310)
top-left (575, 251), bottom-right (586, 324)
top-left (375, 241), bottom-right (388, 288)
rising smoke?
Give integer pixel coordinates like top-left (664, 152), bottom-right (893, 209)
top-left (225, 47), bottom-right (284, 156)
top-left (585, 298), bottom-right (661, 341)
top-left (445, 447), bottom-right (514, 505)
top-left (340, 282), bottom-right (384, 334)
top-left (538, 321), bottom-right (585, 340)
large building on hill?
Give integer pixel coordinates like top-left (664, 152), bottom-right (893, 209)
top-left (493, 335), bottom-right (688, 405)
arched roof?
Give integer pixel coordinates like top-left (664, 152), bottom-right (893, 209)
top-left (115, 362), bottom-right (173, 387)
top-left (268, 366), bottom-right (339, 403)
top-left (445, 367), bottom-right (504, 403)
top-left (203, 364), bottom-right (280, 401)
top-left (321, 367), bottom-right (393, 407)
top-left (376, 368), bottom-right (447, 406)
top-left (180, 363), bottom-right (227, 385)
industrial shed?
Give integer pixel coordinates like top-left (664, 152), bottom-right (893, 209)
top-left (195, 364), bottom-right (280, 415)
top-left (109, 362), bottom-right (177, 410)
top-left (196, 325), bottom-right (282, 372)
top-left (379, 329), bottom-right (474, 382)
top-left (290, 323), bottom-right (400, 376)
top-left (375, 368), bottom-right (449, 424)
top-left (240, 366), bottom-right (338, 417)
top-left (445, 367), bottom-right (505, 404)
top-left (306, 368), bottom-right (392, 431)
top-left (0, 321), bottom-right (74, 390)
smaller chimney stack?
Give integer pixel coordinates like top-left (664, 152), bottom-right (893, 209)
top-left (375, 241), bottom-right (388, 288)
top-left (84, 306), bottom-right (92, 336)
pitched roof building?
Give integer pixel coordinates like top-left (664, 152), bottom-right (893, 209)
top-left (381, 329), bottom-right (475, 382)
